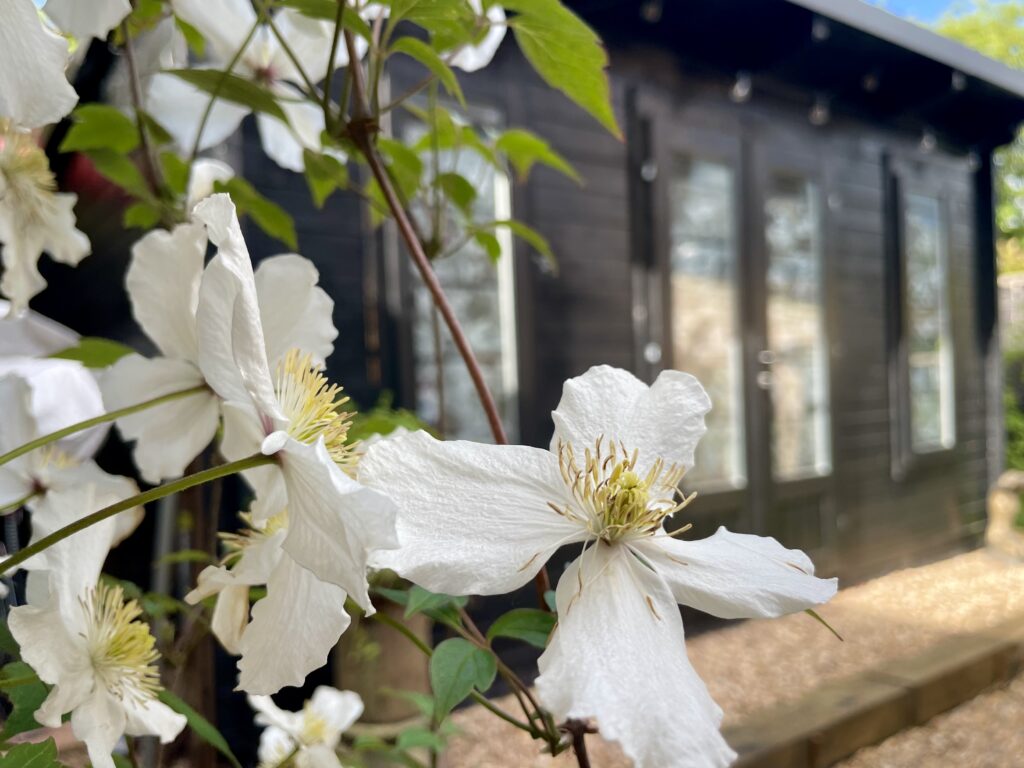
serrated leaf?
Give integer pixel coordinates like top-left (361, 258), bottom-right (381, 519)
top-left (85, 149), bottom-right (152, 199)
top-left (437, 172), bottom-right (476, 214)
top-left (60, 104), bottom-right (139, 154)
top-left (486, 608), bottom-right (556, 649)
top-left (51, 337), bottom-right (134, 368)
top-left (158, 690), bottom-right (242, 768)
top-left (495, 128), bottom-right (579, 182)
top-left (504, 0), bottom-right (620, 137)
top-left (123, 201), bottom-right (162, 230)
top-left (167, 69), bottom-right (287, 123)
top-left (390, 37), bottom-right (465, 107)
top-left (429, 638), bottom-right (496, 719)
top-left (303, 149), bottom-right (348, 208)
top-left (388, 0), bottom-right (476, 43)
top-left (0, 738), bottom-right (60, 768)
top-left (0, 663), bottom-right (47, 742)
top-left (213, 178), bottom-right (297, 250)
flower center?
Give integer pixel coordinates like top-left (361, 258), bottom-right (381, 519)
top-left (80, 583), bottom-right (161, 704)
top-left (298, 703), bottom-right (330, 745)
top-left (220, 509), bottom-right (289, 564)
top-left (553, 438), bottom-right (693, 542)
top-left (0, 126), bottom-right (58, 224)
top-left (275, 349), bottom-right (356, 471)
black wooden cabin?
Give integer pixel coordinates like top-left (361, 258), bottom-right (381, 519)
top-left (242, 0), bottom-right (1018, 586)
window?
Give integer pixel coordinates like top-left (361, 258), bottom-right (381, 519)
top-left (764, 173), bottom-right (831, 480)
top-left (408, 135), bottom-right (519, 443)
top-left (903, 193), bottom-right (954, 452)
top-left (668, 156), bottom-right (746, 488)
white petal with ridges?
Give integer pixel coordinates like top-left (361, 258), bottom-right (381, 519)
top-left (550, 365), bottom-right (711, 476)
top-left (536, 543), bottom-right (736, 768)
top-left (147, 73), bottom-right (249, 154)
top-left (124, 696), bottom-right (187, 743)
top-left (361, 430), bottom-right (584, 596)
top-left (44, 0), bottom-right (131, 42)
top-left (171, 0), bottom-right (258, 63)
top-left (635, 526), bottom-right (837, 619)
top-left (71, 689), bottom-right (127, 768)
top-left (255, 254), bottom-right (337, 368)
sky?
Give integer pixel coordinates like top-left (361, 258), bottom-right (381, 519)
top-left (865, 0), bottom-right (967, 22)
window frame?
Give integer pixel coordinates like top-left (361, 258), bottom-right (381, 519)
top-left (886, 156), bottom-right (958, 480)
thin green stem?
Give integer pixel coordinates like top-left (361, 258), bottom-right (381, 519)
top-left (0, 492), bottom-right (35, 517)
top-left (371, 610), bottom-right (431, 655)
top-left (0, 454), bottom-right (273, 576)
top-left (0, 385), bottom-right (208, 468)
top-left (322, 0), bottom-right (347, 130)
top-left (189, 18), bottom-right (263, 160)
top-left (259, 0), bottom-right (322, 99)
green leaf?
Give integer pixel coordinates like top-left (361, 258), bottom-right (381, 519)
top-left (0, 663), bottom-right (48, 742)
top-left (491, 219), bottom-right (555, 270)
top-left (279, 0), bottom-right (374, 39)
top-left (160, 152), bottom-right (191, 197)
top-left (437, 172), bottom-right (476, 214)
top-left (158, 690), bottom-right (242, 768)
top-left (390, 37), bottom-right (465, 107)
top-left (0, 738), bottom-right (60, 768)
top-left (167, 69), bottom-right (287, 123)
top-left (387, 0), bottom-right (476, 42)
top-left (0, 624), bottom-right (18, 659)
top-left (429, 638), bottom-right (497, 719)
top-left (85, 149), bottom-right (152, 199)
top-left (60, 104), bottom-right (139, 154)
top-left (503, 0), bottom-right (620, 137)
top-left (51, 337), bottom-right (134, 368)
top-left (472, 230), bottom-right (501, 262)
top-left (302, 149), bottom-right (348, 208)
top-left (213, 178), bottom-right (298, 250)
top-left (495, 128), bottom-right (579, 182)
top-left (486, 608), bottom-right (556, 649)
top-left (123, 201), bottom-right (162, 230)
top-left (404, 586), bottom-right (468, 619)
top-left (396, 726), bottom-right (446, 751)
top-left (176, 18), bottom-right (205, 56)
top-left (378, 138), bottom-right (424, 201)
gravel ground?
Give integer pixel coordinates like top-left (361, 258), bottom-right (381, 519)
top-left (837, 672), bottom-right (1024, 768)
top-left (446, 549), bottom-right (1024, 767)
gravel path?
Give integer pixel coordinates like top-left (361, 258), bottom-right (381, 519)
top-left (837, 672), bottom-right (1024, 768)
top-left (446, 549), bottom-right (1024, 767)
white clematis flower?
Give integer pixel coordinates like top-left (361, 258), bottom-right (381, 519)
top-left (44, 0), bottom-right (132, 44)
top-left (9, 484), bottom-right (184, 768)
top-left (101, 205), bottom-right (335, 483)
top-left (249, 687), bottom-right (363, 768)
top-left (185, 508), bottom-right (350, 694)
top-left (191, 193), bottom-right (397, 642)
top-left (0, 127), bottom-right (90, 314)
top-left (0, 300), bottom-right (79, 357)
top-left (106, 17), bottom-right (189, 113)
top-left (361, 365), bottom-right (838, 768)
top-left (0, 0), bottom-right (78, 129)
top-left (149, 0), bottom-right (360, 171)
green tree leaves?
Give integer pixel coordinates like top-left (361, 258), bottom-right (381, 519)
top-left (486, 608), bottom-right (556, 649)
top-left (429, 638), bottom-right (497, 719)
top-left (0, 739), bottom-right (60, 768)
top-left (504, 0), bottom-right (620, 137)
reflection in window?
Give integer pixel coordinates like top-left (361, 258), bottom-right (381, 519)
top-left (669, 156), bottom-right (745, 487)
top-left (765, 173), bottom-right (831, 480)
top-left (410, 144), bottom-right (519, 443)
top-left (904, 194), bottom-right (954, 451)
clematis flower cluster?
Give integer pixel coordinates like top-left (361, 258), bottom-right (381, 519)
top-left (249, 686), bottom-right (364, 768)
top-left (361, 365), bottom-right (838, 768)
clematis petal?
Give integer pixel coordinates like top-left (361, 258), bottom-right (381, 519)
top-left (194, 194), bottom-right (284, 423)
top-left (550, 365), bottom-right (711, 476)
top-left (147, 73), bottom-right (249, 154)
top-left (124, 222), bottom-right (206, 361)
top-left (8, 602), bottom-right (90, 708)
top-left (308, 687), bottom-right (363, 742)
top-left (171, 0), bottom-right (258, 64)
top-left (255, 96), bottom-right (326, 173)
top-left (535, 543), bottom-right (736, 768)
top-left (220, 402), bottom-right (288, 521)
top-left (257, 725), bottom-right (299, 767)
top-left (0, 0), bottom-right (78, 128)
top-left (255, 254), bottom-right (337, 368)
top-left (0, 301), bottom-right (78, 356)
top-left (123, 697), bottom-right (187, 744)
top-left (304, 744), bottom-right (345, 768)
top-left (271, 9), bottom-right (359, 82)
top-left (44, 0), bottom-right (131, 42)
top-left (238, 555), bottom-right (350, 694)
top-left (449, 3), bottom-right (506, 72)
top-left (249, 695), bottom-right (300, 734)
top-left (71, 689), bottom-right (128, 768)
top-left (634, 527), bottom-right (837, 619)
top-left (210, 583), bottom-right (251, 655)
top-left (102, 355), bottom-right (217, 483)
top-left (279, 436), bottom-right (396, 608)
top-left (106, 17), bottom-right (187, 111)
top-left (0, 357), bottom-right (107, 459)
top-left (0, 467), bottom-right (32, 509)
top-left (361, 430), bottom-right (585, 596)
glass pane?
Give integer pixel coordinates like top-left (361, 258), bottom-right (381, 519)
top-left (905, 193), bottom-right (954, 451)
top-left (765, 173), bottom-right (831, 480)
top-left (409, 144), bottom-right (519, 443)
top-left (669, 156), bottom-right (745, 488)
